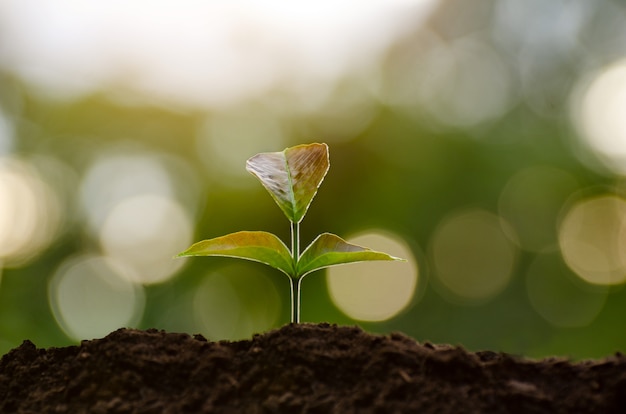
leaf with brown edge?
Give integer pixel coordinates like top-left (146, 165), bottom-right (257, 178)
top-left (177, 231), bottom-right (295, 276)
top-left (245, 143), bottom-right (329, 223)
top-left (296, 233), bottom-right (405, 278)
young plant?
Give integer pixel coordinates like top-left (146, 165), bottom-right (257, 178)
top-left (177, 143), bottom-right (403, 323)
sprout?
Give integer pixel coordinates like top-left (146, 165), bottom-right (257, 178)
top-left (177, 143), bottom-right (404, 323)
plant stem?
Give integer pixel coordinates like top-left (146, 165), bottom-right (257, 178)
top-left (289, 277), bottom-right (302, 323)
top-left (290, 220), bottom-right (301, 323)
top-left (291, 220), bottom-right (300, 260)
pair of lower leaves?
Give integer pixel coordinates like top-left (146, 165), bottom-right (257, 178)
top-left (181, 230), bottom-right (397, 280)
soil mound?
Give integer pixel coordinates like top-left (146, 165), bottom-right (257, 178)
top-left (1, 323), bottom-right (625, 413)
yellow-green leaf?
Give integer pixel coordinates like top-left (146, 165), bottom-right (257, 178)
top-left (177, 231), bottom-right (294, 276)
top-left (296, 233), bottom-right (404, 277)
top-left (245, 143), bottom-right (329, 223)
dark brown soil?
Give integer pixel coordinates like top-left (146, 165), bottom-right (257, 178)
top-left (1, 323), bottom-right (625, 413)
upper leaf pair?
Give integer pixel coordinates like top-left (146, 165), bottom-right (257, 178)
top-left (245, 142), bottom-right (329, 224)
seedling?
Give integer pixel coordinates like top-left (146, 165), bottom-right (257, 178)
top-left (177, 143), bottom-right (403, 323)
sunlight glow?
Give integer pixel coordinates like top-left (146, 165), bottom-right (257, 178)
top-left (79, 151), bottom-right (175, 236)
top-left (326, 231), bottom-right (417, 322)
top-left (574, 59), bottom-right (626, 174)
top-left (558, 195), bottom-right (626, 285)
top-left (49, 255), bottom-right (145, 341)
top-left (0, 0), bottom-right (438, 109)
top-left (99, 194), bottom-right (192, 285)
top-left (0, 157), bottom-right (61, 266)
top-left (80, 149), bottom-right (195, 284)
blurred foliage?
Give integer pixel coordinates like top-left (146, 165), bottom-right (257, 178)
top-left (1, 0), bottom-right (626, 359)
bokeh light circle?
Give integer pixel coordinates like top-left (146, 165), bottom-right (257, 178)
top-left (49, 255), bottom-right (145, 341)
top-left (195, 107), bottom-right (285, 183)
top-left (430, 209), bottom-right (518, 304)
top-left (526, 250), bottom-right (607, 328)
top-left (99, 194), bottom-right (193, 285)
top-left (0, 157), bottom-right (62, 265)
top-left (498, 166), bottom-right (578, 252)
top-left (390, 34), bottom-right (515, 128)
top-left (326, 231), bottom-right (417, 322)
top-left (193, 264), bottom-right (281, 340)
top-left (79, 148), bottom-right (196, 284)
top-left (79, 150), bottom-right (176, 236)
top-left (573, 58), bottom-right (626, 175)
top-left (558, 194), bottom-right (626, 285)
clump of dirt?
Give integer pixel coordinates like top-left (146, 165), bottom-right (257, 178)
top-left (1, 323), bottom-right (625, 413)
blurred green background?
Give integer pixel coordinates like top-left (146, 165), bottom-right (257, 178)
top-left (1, 0), bottom-right (626, 359)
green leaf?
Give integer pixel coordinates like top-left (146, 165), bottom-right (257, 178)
top-left (177, 231), bottom-right (295, 276)
top-left (246, 143), bottom-right (330, 223)
top-left (296, 233), bottom-right (404, 277)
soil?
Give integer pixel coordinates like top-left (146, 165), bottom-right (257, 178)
top-left (1, 323), bottom-right (625, 413)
